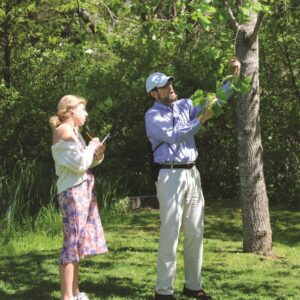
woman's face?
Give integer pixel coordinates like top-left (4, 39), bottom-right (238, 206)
top-left (72, 104), bottom-right (88, 126)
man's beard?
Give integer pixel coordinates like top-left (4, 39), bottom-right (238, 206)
top-left (159, 93), bottom-right (178, 105)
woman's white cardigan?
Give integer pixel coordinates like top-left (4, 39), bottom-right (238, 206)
top-left (51, 140), bottom-right (103, 193)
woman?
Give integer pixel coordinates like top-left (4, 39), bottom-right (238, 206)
top-left (49, 95), bottom-right (108, 300)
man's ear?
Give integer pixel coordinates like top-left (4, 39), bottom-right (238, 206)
top-left (149, 90), bottom-right (158, 100)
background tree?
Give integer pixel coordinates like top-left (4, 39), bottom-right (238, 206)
top-left (223, 0), bottom-right (274, 255)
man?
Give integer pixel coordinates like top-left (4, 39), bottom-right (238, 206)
top-left (145, 59), bottom-right (240, 300)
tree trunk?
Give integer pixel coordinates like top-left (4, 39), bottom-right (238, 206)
top-left (235, 13), bottom-right (274, 256)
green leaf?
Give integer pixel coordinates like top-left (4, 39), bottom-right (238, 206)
top-left (212, 102), bottom-right (223, 117)
top-left (252, 2), bottom-right (263, 13)
top-left (191, 89), bottom-right (205, 107)
top-left (235, 76), bottom-right (252, 94)
top-left (186, 23), bottom-right (194, 33)
top-left (199, 15), bottom-right (211, 26)
top-left (240, 76), bottom-right (251, 93)
top-left (238, 6), bottom-right (251, 24)
top-left (241, 7), bottom-right (250, 16)
top-left (216, 88), bottom-right (228, 102)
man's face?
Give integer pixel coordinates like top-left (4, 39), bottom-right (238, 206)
top-left (151, 81), bottom-right (178, 105)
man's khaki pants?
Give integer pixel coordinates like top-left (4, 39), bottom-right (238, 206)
top-left (155, 166), bottom-right (204, 295)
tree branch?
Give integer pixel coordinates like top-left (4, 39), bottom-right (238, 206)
top-left (224, 1), bottom-right (239, 32)
top-left (1, 0), bottom-right (31, 26)
top-left (153, 0), bottom-right (163, 16)
top-left (85, 0), bottom-right (117, 28)
top-left (249, 11), bottom-right (264, 44)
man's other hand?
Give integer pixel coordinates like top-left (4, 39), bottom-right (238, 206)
top-left (230, 58), bottom-right (241, 81)
top-left (199, 108), bottom-right (214, 124)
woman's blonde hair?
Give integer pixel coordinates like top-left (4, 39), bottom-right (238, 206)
top-left (49, 95), bottom-right (87, 130)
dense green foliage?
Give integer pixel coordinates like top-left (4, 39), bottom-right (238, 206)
top-left (0, 0), bottom-right (299, 224)
top-left (0, 205), bottom-right (299, 299)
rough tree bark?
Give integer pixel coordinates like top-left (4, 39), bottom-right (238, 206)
top-left (226, 0), bottom-right (275, 256)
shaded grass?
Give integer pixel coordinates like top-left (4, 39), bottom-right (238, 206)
top-left (0, 205), bottom-right (299, 300)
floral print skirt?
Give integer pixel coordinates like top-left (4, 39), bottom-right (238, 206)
top-left (57, 174), bottom-right (108, 264)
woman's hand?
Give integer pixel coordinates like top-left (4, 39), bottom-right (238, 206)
top-left (91, 137), bottom-right (100, 144)
top-left (88, 137), bottom-right (101, 151)
top-left (94, 142), bottom-right (106, 161)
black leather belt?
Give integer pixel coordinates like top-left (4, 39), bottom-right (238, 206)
top-left (160, 163), bottom-right (195, 169)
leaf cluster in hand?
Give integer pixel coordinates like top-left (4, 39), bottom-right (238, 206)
top-left (191, 88), bottom-right (224, 117)
top-left (191, 75), bottom-right (251, 119)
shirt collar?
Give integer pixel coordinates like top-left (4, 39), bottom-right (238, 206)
top-left (153, 101), bottom-right (174, 112)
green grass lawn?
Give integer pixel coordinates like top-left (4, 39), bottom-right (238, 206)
top-left (0, 202), bottom-right (299, 300)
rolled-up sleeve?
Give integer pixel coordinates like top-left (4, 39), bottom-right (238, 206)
top-left (90, 155), bottom-right (104, 168)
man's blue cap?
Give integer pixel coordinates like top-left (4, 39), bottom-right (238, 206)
top-left (146, 72), bottom-right (174, 94)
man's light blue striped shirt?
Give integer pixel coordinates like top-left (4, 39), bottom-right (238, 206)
top-left (145, 81), bottom-right (232, 164)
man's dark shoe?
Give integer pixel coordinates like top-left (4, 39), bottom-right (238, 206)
top-left (155, 292), bottom-right (177, 300)
top-left (182, 286), bottom-right (212, 299)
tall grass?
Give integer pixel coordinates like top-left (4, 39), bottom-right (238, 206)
top-left (94, 173), bottom-right (127, 209)
top-left (0, 160), bottom-right (130, 237)
top-left (0, 160), bottom-right (56, 230)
